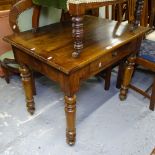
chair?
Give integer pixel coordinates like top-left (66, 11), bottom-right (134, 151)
top-left (0, 0), bottom-right (62, 83)
top-left (119, 38), bottom-right (155, 111)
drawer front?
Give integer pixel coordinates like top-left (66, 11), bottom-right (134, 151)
top-left (110, 40), bottom-right (137, 62)
top-left (90, 52), bottom-right (112, 74)
top-left (89, 40), bottom-right (137, 75)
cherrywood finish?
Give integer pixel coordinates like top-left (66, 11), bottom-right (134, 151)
top-left (5, 0), bottom-right (113, 92)
top-left (4, 15), bottom-right (147, 145)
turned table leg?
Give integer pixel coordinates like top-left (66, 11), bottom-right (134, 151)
top-left (119, 56), bottom-right (136, 101)
top-left (72, 16), bottom-right (84, 58)
top-left (64, 95), bottom-right (76, 146)
top-left (19, 65), bottom-right (35, 115)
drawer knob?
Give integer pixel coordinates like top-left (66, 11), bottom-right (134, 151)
top-left (112, 51), bottom-right (118, 57)
top-left (99, 62), bottom-right (102, 68)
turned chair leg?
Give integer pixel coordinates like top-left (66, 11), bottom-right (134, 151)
top-left (119, 56), bottom-right (136, 101)
top-left (64, 95), bottom-right (76, 146)
top-left (72, 16), bottom-right (84, 58)
top-left (19, 65), bottom-right (35, 115)
top-left (150, 78), bottom-right (155, 111)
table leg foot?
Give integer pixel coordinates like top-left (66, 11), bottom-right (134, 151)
top-left (64, 95), bottom-right (76, 145)
top-left (26, 100), bottom-right (35, 115)
top-left (66, 130), bottom-right (76, 146)
top-left (119, 86), bottom-right (128, 101)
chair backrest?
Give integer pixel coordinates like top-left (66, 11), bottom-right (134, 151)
top-left (9, 0), bottom-right (62, 33)
top-left (17, 6), bottom-right (61, 32)
top-left (100, 0), bottom-right (145, 27)
top-left (100, 0), bottom-right (127, 22)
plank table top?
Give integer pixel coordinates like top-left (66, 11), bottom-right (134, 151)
top-left (4, 16), bottom-right (147, 74)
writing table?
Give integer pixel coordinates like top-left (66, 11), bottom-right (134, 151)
top-left (4, 16), bottom-right (147, 145)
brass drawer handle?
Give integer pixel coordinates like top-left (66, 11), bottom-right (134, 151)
top-left (98, 62), bottom-right (102, 68)
top-left (112, 51), bottom-right (118, 57)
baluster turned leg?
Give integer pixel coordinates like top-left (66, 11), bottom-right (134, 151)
top-left (119, 56), bottom-right (136, 101)
top-left (19, 65), bottom-right (35, 115)
top-left (64, 95), bottom-right (76, 146)
top-left (131, 0), bottom-right (144, 31)
top-left (72, 16), bottom-right (84, 58)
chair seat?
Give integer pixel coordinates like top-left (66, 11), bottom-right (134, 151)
top-left (0, 50), bottom-right (13, 60)
top-left (0, 50), bottom-right (19, 68)
top-left (139, 39), bottom-right (155, 63)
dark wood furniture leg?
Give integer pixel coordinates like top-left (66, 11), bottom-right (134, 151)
top-left (72, 16), bottom-right (84, 58)
top-left (65, 95), bottom-right (76, 146)
top-left (59, 72), bottom-right (80, 145)
top-left (150, 78), bottom-right (155, 111)
top-left (119, 56), bottom-right (136, 100)
top-left (19, 65), bottom-right (35, 115)
top-left (61, 74), bottom-right (80, 145)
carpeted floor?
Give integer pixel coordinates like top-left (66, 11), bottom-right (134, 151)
top-left (0, 68), bottom-right (155, 155)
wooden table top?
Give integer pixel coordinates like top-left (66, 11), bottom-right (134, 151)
top-left (4, 16), bottom-right (147, 74)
